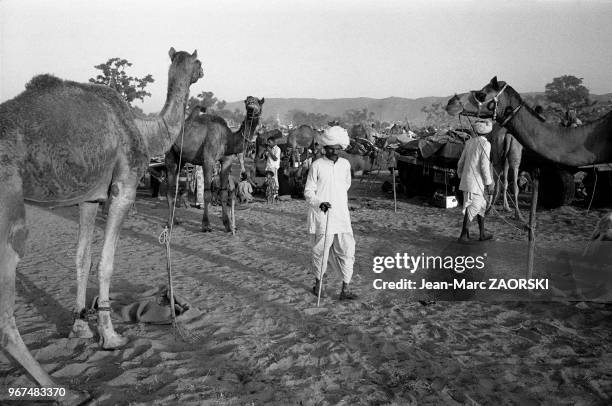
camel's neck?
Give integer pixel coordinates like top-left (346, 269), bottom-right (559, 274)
top-left (226, 113), bottom-right (260, 155)
top-left (502, 89), bottom-right (612, 166)
top-left (136, 76), bottom-right (191, 156)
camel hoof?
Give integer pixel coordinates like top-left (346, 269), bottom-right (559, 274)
top-left (98, 331), bottom-right (128, 350)
top-left (68, 319), bottom-right (94, 339)
top-left (201, 226), bottom-right (212, 233)
top-left (59, 389), bottom-right (91, 406)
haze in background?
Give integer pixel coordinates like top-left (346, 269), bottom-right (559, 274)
top-left (1, 0), bottom-right (611, 113)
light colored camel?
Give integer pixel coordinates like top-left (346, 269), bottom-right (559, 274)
top-left (0, 48), bottom-right (202, 400)
top-left (447, 76), bottom-right (612, 247)
top-left (487, 124), bottom-right (524, 220)
top-left (165, 97), bottom-right (263, 232)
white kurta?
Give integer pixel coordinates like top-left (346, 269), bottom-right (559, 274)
top-left (457, 136), bottom-right (493, 195)
top-left (304, 156), bottom-right (353, 235)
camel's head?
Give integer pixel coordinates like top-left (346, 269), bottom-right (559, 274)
top-left (168, 47), bottom-right (204, 85)
top-left (446, 77), bottom-right (520, 123)
top-left (244, 96), bottom-right (264, 116)
top-left (244, 96), bottom-right (264, 141)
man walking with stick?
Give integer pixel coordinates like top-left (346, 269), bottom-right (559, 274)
top-left (304, 125), bottom-right (357, 301)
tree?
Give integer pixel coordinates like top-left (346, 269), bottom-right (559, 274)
top-left (187, 91), bottom-right (218, 114)
top-left (544, 75), bottom-right (590, 110)
top-left (343, 108), bottom-right (374, 125)
top-left (422, 102), bottom-right (455, 129)
top-left (89, 57), bottom-right (154, 105)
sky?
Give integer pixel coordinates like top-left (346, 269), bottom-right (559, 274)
top-left (1, 0), bottom-right (612, 113)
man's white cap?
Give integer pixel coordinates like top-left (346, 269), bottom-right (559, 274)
top-left (473, 119), bottom-right (493, 135)
top-left (317, 126), bottom-right (350, 149)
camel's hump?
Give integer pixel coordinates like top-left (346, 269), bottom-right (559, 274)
top-left (25, 74), bottom-right (64, 91)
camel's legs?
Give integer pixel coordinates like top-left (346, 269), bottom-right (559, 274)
top-left (502, 159), bottom-right (512, 212)
top-left (219, 156), bottom-right (234, 232)
top-left (511, 164), bottom-right (525, 221)
top-left (164, 151), bottom-right (182, 226)
top-left (69, 202), bottom-right (99, 339)
top-left (201, 160), bottom-right (215, 232)
top-left (0, 172), bottom-right (57, 386)
top-left (486, 164), bottom-right (503, 214)
top-left (96, 178), bottom-right (136, 349)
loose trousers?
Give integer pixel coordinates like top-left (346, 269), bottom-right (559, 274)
top-left (311, 232), bottom-right (355, 284)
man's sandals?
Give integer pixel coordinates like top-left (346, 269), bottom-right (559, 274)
top-left (311, 280), bottom-right (358, 300)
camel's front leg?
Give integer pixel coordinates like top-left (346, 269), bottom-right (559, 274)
top-left (96, 179), bottom-right (135, 349)
top-left (502, 160), bottom-right (512, 212)
top-left (201, 160), bottom-right (215, 232)
top-left (486, 165), bottom-right (502, 214)
top-left (219, 158), bottom-right (233, 232)
top-left (511, 165), bottom-right (525, 221)
top-left (164, 152), bottom-right (182, 226)
top-left (69, 202), bottom-right (98, 339)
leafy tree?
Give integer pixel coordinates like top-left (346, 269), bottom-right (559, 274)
top-left (423, 102), bottom-right (455, 129)
top-left (343, 108), bottom-right (374, 125)
top-left (287, 109), bottom-right (337, 128)
top-left (544, 75), bottom-right (590, 110)
top-left (89, 58), bottom-right (154, 105)
top-left (187, 91), bottom-right (218, 114)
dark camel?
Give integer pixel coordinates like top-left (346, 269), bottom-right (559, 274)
top-left (165, 97), bottom-right (263, 232)
top-left (447, 76), bottom-right (612, 244)
top-left (447, 93), bottom-right (524, 220)
top-left (446, 77), bottom-right (612, 166)
top-left (0, 48), bottom-right (202, 401)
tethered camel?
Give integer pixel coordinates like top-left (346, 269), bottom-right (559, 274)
top-left (446, 76), bottom-right (612, 246)
top-left (0, 48), bottom-right (202, 401)
top-left (447, 94), bottom-right (524, 220)
top-left (166, 97), bottom-right (263, 232)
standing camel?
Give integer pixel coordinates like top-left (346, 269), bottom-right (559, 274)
top-left (446, 76), bottom-right (612, 242)
top-left (448, 94), bottom-right (524, 220)
top-left (165, 96), bottom-right (263, 232)
top-left (0, 48), bottom-right (202, 401)
top-left (487, 124), bottom-right (524, 220)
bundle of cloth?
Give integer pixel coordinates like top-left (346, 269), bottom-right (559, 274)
top-left (89, 285), bottom-right (198, 325)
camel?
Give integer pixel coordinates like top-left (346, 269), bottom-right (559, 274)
top-left (447, 94), bottom-right (524, 220)
top-left (446, 76), bottom-right (612, 248)
top-left (0, 48), bottom-right (202, 400)
top-left (487, 124), bottom-right (524, 220)
top-left (446, 77), bottom-right (612, 166)
top-left (255, 125), bottom-right (319, 176)
top-left (165, 96), bottom-right (263, 232)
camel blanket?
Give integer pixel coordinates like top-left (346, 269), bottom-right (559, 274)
top-left (90, 285), bottom-right (199, 325)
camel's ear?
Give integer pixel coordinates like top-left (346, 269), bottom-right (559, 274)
top-left (169, 47), bottom-right (176, 60)
top-left (192, 50), bottom-right (198, 58)
top-left (491, 76), bottom-right (500, 90)
top-left (260, 97), bottom-right (265, 104)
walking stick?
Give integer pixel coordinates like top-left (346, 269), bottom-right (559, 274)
top-left (317, 210), bottom-right (331, 307)
top-left (231, 193), bottom-right (236, 236)
top-left (392, 167), bottom-right (397, 213)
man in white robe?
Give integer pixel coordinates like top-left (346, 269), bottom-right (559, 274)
top-left (304, 126), bottom-right (357, 300)
top-left (457, 119), bottom-right (495, 242)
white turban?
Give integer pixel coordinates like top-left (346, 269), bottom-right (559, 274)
top-left (317, 126), bottom-right (350, 149)
top-left (473, 119), bottom-right (493, 135)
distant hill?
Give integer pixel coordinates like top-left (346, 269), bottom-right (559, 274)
top-left (225, 96), bottom-right (453, 126)
top-left (225, 93), bottom-right (612, 126)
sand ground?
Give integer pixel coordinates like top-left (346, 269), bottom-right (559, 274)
top-left (1, 171), bottom-right (611, 405)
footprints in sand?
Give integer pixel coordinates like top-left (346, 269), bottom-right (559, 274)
top-left (2, 197), bottom-right (610, 404)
